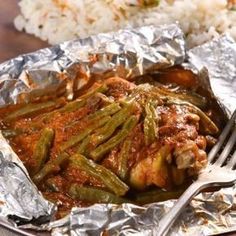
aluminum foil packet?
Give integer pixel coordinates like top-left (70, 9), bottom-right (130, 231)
top-left (0, 24), bottom-right (235, 236)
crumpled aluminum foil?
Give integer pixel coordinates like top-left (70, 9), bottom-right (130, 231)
top-left (187, 35), bottom-right (236, 114)
top-left (0, 24), bottom-right (235, 236)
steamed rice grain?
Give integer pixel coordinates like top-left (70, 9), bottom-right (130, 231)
top-left (14, 0), bottom-right (236, 47)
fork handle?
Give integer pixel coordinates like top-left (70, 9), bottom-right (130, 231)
top-left (157, 181), bottom-right (205, 236)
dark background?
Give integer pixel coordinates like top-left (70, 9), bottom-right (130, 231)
top-left (0, 0), bottom-right (48, 63)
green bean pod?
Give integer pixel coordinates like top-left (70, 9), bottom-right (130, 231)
top-left (60, 116), bottom-right (111, 151)
top-left (90, 115), bottom-right (139, 161)
top-left (40, 98), bottom-right (87, 124)
top-left (154, 86), bottom-right (207, 108)
top-left (134, 188), bottom-right (184, 205)
top-left (79, 84), bottom-right (108, 100)
top-left (91, 103), bottom-right (135, 146)
top-left (87, 102), bottom-right (121, 120)
top-left (4, 100), bottom-right (61, 122)
top-left (128, 84), bottom-right (162, 106)
top-left (143, 101), bottom-right (158, 145)
top-left (165, 98), bottom-right (219, 134)
top-left (77, 136), bottom-right (90, 155)
top-left (57, 99), bottom-right (86, 113)
top-left (68, 184), bottom-right (128, 204)
top-left (70, 154), bottom-right (129, 196)
top-left (117, 139), bottom-right (131, 180)
top-left (45, 177), bottom-right (61, 192)
top-left (31, 128), bottom-right (55, 175)
top-left (41, 85), bottom-right (108, 123)
top-left (66, 103), bottom-right (121, 130)
top-left (33, 152), bottom-right (69, 184)
top-left (1, 128), bottom-right (24, 138)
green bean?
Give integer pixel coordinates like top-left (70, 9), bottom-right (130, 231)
top-left (189, 105), bottom-right (219, 134)
top-left (95, 92), bottom-right (113, 105)
top-left (41, 99), bottom-right (86, 122)
top-left (4, 100), bottom-right (61, 122)
top-left (117, 139), bottom-right (131, 180)
top-left (33, 152), bottom-right (69, 184)
top-left (45, 177), bottom-right (61, 192)
top-left (128, 84), bottom-right (162, 106)
top-left (165, 98), bottom-right (219, 134)
top-left (134, 188), bottom-right (184, 205)
top-left (1, 128), bottom-right (24, 138)
top-left (66, 103), bottom-right (121, 130)
top-left (143, 101), bottom-right (158, 145)
top-left (154, 86), bottom-right (207, 108)
top-left (31, 128), bottom-right (55, 175)
top-left (2, 125), bottom-right (43, 138)
top-left (70, 154), bottom-right (129, 196)
top-left (91, 103), bottom-right (136, 146)
top-left (40, 99), bottom-right (87, 124)
top-left (130, 84), bottom-right (207, 109)
top-left (79, 84), bottom-right (108, 100)
top-left (60, 116), bottom-right (111, 151)
top-left (8, 124), bottom-right (44, 137)
top-left (77, 136), bottom-right (90, 155)
top-left (68, 184), bottom-right (128, 204)
top-left (90, 115), bottom-right (139, 161)
top-left (87, 102), bottom-right (121, 120)
top-left (41, 84), bottom-right (108, 123)
top-left (57, 99), bottom-right (86, 113)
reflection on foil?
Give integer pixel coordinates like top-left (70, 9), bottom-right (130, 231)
top-left (0, 24), bottom-right (235, 236)
top-left (187, 34), bottom-right (236, 113)
top-left (0, 24), bottom-right (185, 106)
top-left (67, 186), bottom-right (236, 236)
top-left (0, 133), bottom-right (54, 224)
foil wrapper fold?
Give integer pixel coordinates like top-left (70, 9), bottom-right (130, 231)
top-left (0, 24), bottom-right (235, 236)
top-left (187, 34), bottom-right (236, 113)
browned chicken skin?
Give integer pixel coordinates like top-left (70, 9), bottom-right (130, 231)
top-left (0, 71), bottom-right (220, 217)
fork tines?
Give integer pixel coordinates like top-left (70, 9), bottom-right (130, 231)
top-left (208, 109), bottom-right (236, 169)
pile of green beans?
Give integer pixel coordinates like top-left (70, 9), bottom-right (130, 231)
top-left (90, 115), bottom-right (139, 161)
top-left (60, 115), bottom-right (111, 151)
top-left (70, 154), bottom-right (129, 196)
top-left (40, 84), bottom-right (108, 123)
top-left (65, 102), bottom-right (121, 130)
top-left (0, 79), bottom-right (220, 208)
top-left (33, 152), bottom-right (69, 184)
top-left (41, 99), bottom-right (86, 123)
top-left (90, 103), bottom-right (136, 147)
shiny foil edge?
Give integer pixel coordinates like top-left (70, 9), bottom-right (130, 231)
top-left (0, 24), bottom-right (235, 236)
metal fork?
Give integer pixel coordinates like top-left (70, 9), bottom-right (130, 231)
top-left (157, 109), bottom-right (236, 236)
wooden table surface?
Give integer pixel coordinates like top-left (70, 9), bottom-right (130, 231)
top-left (0, 1), bottom-right (236, 236)
top-left (0, 0), bottom-right (49, 63)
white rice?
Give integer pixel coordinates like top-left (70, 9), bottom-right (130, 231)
top-left (14, 0), bottom-right (236, 47)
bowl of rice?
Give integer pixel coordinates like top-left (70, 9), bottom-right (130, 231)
top-left (14, 0), bottom-right (236, 47)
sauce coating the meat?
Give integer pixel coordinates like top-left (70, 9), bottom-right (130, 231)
top-left (0, 71), bottom-right (220, 218)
